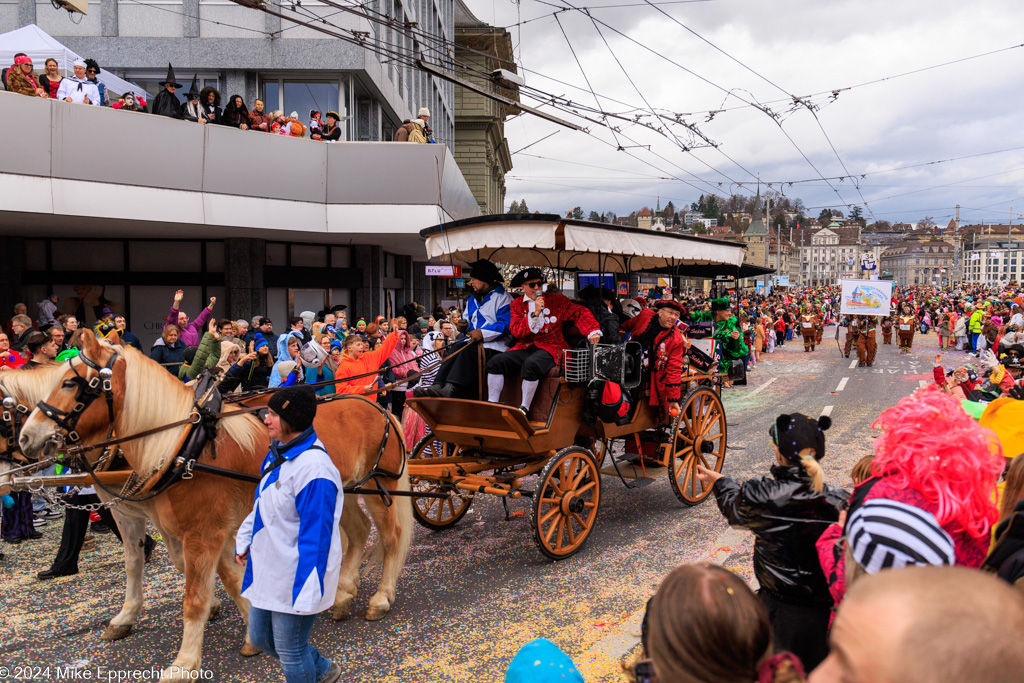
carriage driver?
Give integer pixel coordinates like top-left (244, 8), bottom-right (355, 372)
top-left (486, 267), bottom-right (601, 414)
top-left (415, 259), bottom-right (511, 399)
top-left (621, 299), bottom-right (687, 419)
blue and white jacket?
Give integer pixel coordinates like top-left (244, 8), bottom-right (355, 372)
top-left (236, 428), bottom-right (343, 615)
top-left (465, 285), bottom-right (512, 352)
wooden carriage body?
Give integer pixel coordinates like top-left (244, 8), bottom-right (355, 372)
top-left (404, 213), bottom-right (746, 559)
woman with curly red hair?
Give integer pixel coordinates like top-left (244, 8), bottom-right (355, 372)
top-left (816, 387), bottom-right (1004, 607)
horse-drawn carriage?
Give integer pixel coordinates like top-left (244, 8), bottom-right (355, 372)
top-left (405, 214), bottom-right (746, 559)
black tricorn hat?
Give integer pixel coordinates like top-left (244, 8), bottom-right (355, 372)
top-left (510, 267), bottom-right (544, 288)
top-left (467, 259), bottom-right (503, 287)
top-left (160, 63), bottom-right (183, 88)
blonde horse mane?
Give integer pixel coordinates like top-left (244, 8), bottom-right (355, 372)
top-left (0, 363), bottom-right (68, 405)
top-left (116, 344), bottom-right (266, 472)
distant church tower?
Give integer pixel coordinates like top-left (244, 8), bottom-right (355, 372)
top-left (743, 190), bottom-right (767, 267)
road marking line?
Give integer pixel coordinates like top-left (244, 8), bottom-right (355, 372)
top-left (835, 377), bottom-right (849, 392)
top-left (848, 358), bottom-right (858, 369)
top-left (918, 380), bottom-right (929, 389)
top-left (747, 377), bottom-right (777, 397)
top-left (821, 405), bottom-right (834, 417)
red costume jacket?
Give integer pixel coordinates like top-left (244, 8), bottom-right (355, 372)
top-left (622, 309), bottom-right (686, 415)
top-left (509, 292), bottom-right (599, 365)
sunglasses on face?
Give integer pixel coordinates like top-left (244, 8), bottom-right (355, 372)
top-left (523, 281), bottom-right (542, 288)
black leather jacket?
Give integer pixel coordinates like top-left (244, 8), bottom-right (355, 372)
top-left (712, 464), bottom-right (846, 605)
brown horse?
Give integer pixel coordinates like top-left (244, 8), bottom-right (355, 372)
top-left (18, 331), bottom-right (412, 681)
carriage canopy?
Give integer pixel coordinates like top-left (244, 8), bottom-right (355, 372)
top-left (420, 214), bottom-right (746, 273)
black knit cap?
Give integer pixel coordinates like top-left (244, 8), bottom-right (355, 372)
top-left (268, 386), bottom-right (317, 432)
top-left (769, 412), bottom-right (831, 462)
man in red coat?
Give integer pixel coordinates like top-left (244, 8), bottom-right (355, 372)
top-left (622, 300), bottom-right (686, 419)
top-left (486, 268), bottom-right (601, 413)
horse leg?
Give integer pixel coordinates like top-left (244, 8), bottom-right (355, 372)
top-left (102, 509), bottom-right (148, 641)
top-left (215, 539), bottom-right (261, 657)
top-left (332, 494), bottom-right (370, 621)
top-left (361, 473), bottom-right (413, 621)
top-left (161, 531), bottom-right (221, 681)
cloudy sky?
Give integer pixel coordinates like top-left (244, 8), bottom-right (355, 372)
top-left (461, 0), bottom-right (1024, 225)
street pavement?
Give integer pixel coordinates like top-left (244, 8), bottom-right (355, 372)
top-left (0, 328), bottom-right (956, 683)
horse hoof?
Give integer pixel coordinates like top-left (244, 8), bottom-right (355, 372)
top-left (331, 598), bottom-right (354, 621)
top-left (240, 642), bottom-right (262, 657)
top-left (365, 605), bottom-right (390, 621)
top-left (101, 624), bottom-right (133, 641)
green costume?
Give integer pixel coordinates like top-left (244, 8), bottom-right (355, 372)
top-left (689, 297), bottom-right (749, 360)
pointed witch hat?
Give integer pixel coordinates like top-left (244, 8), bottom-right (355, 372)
top-left (185, 74), bottom-right (200, 101)
top-left (159, 62), bottom-right (183, 88)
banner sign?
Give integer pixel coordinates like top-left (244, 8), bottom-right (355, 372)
top-left (687, 320), bottom-right (715, 339)
top-left (426, 264), bottom-right (462, 277)
top-left (840, 279), bottom-right (893, 316)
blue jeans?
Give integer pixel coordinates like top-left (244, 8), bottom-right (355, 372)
top-left (248, 607), bottom-right (333, 683)
top-left (970, 332), bottom-right (980, 352)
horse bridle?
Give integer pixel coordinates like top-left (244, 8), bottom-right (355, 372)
top-left (36, 351), bottom-right (119, 445)
top-left (1, 389), bottom-right (30, 462)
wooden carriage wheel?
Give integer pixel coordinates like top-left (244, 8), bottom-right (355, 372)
top-left (409, 433), bottom-right (474, 531)
top-left (531, 446), bottom-right (601, 560)
top-left (667, 387), bottom-right (727, 506)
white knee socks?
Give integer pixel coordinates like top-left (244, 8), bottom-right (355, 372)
top-left (487, 373), bottom-right (505, 403)
top-left (521, 379), bottom-right (540, 411)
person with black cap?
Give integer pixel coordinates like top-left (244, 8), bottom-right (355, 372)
top-left (321, 111), bottom-right (342, 142)
top-left (689, 297), bottom-right (749, 385)
top-left (416, 259), bottom-right (511, 399)
top-left (621, 299), bottom-right (688, 419)
top-left (235, 386), bottom-right (343, 683)
top-left (696, 413), bottom-right (846, 672)
top-left (151, 63), bottom-right (184, 119)
top-left (485, 267), bottom-right (601, 414)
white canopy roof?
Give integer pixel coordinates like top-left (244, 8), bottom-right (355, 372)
top-left (0, 24), bottom-right (149, 100)
top-left (422, 215), bottom-right (746, 273)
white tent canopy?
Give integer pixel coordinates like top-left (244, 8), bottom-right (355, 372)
top-left (0, 24), bottom-right (149, 100)
top-left (422, 215), bottom-right (747, 273)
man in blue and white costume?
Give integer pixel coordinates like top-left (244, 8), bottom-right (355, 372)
top-left (415, 259), bottom-right (511, 399)
top-left (235, 386), bottom-right (343, 683)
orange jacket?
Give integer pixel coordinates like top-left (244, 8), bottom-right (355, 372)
top-left (334, 332), bottom-right (400, 394)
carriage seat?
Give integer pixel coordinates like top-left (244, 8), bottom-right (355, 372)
top-left (498, 366), bottom-right (562, 423)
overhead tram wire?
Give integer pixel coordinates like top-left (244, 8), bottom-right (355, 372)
top-left (552, 12), bottom-right (627, 152)
top-left (247, 0), bottom-right (735, 192)
top-left (638, 0), bottom-right (875, 216)
top-left (582, 6), bottom-right (747, 189)
top-left (536, 0), bottom-right (858, 212)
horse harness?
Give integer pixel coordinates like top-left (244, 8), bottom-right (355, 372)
top-left (36, 352), bottom-right (119, 445)
top-left (33, 351), bottom-right (423, 506)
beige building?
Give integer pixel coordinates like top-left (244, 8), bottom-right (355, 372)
top-left (879, 240), bottom-right (953, 286)
top-left (453, 0), bottom-right (518, 214)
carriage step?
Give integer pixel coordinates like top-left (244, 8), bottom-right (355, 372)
top-left (601, 465), bottom-right (667, 480)
top-left (629, 477), bottom-right (657, 488)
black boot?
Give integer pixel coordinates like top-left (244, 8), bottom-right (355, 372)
top-left (426, 383), bottom-right (457, 398)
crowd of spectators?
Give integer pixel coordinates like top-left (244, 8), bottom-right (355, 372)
top-left (4, 279), bottom-right (1024, 682)
top-left (3, 57), bottom-right (435, 144)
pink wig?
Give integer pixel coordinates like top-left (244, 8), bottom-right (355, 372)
top-left (871, 386), bottom-right (1003, 540)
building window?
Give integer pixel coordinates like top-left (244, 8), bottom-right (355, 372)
top-left (261, 78), bottom-right (348, 139)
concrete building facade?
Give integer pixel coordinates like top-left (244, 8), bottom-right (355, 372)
top-left (879, 240), bottom-right (953, 287)
top-left (962, 239), bottom-right (1024, 286)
